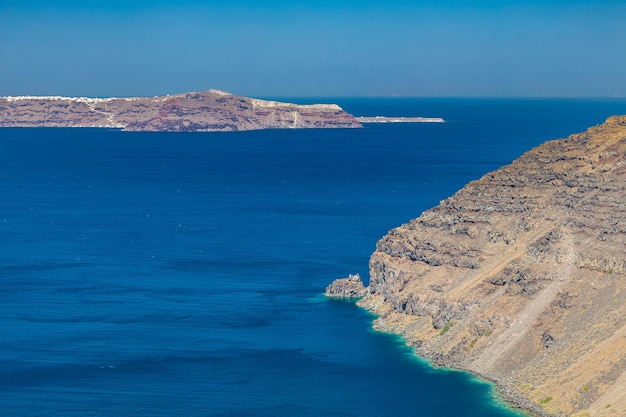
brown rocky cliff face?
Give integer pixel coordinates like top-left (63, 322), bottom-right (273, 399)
top-left (356, 116), bottom-right (626, 417)
top-left (0, 90), bottom-right (361, 132)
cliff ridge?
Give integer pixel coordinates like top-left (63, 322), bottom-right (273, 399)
top-left (342, 116), bottom-right (626, 417)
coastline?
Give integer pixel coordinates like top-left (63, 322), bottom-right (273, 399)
top-left (324, 275), bottom-right (538, 416)
top-left (356, 298), bottom-right (553, 417)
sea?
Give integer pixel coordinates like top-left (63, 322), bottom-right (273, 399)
top-left (1, 98), bottom-right (625, 417)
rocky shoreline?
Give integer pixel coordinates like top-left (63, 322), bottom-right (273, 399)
top-left (329, 273), bottom-right (551, 417)
top-left (329, 116), bottom-right (626, 417)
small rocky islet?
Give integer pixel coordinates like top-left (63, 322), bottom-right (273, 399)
top-left (325, 274), bottom-right (367, 299)
top-left (329, 116), bottom-right (626, 417)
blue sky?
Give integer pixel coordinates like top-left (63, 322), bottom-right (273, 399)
top-left (1, 0), bottom-right (625, 97)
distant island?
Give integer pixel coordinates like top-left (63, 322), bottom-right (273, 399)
top-left (0, 90), bottom-right (361, 132)
top-left (328, 116), bottom-right (626, 417)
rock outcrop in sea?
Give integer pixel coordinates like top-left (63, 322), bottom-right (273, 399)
top-left (325, 274), bottom-right (367, 299)
top-left (0, 89), bottom-right (361, 132)
top-left (330, 116), bottom-right (626, 417)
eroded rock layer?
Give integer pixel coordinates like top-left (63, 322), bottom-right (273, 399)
top-left (358, 116), bottom-right (626, 417)
top-left (0, 89), bottom-right (361, 132)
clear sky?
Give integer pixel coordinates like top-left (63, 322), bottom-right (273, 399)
top-left (1, 0), bottom-right (625, 97)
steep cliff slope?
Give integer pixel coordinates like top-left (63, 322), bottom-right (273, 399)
top-left (0, 89), bottom-right (360, 132)
top-left (358, 116), bottom-right (626, 417)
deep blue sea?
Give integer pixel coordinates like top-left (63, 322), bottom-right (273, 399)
top-left (1, 98), bottom-right (625, 416)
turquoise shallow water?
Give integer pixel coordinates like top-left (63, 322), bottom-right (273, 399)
top-left (1, 98), bottom-right (625, 416)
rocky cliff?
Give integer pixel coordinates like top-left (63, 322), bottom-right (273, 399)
top-left (351, 116), bottom-right (626, 417)
top-left (0, 89), bottom-right (361, 132)
top-left (326, 274), bottom-right (367, 299)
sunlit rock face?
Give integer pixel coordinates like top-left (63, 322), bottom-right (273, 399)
top-left (357, 116), bottom-right (626, 417)
top-left (326, 274), bottom-right (367, 299)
